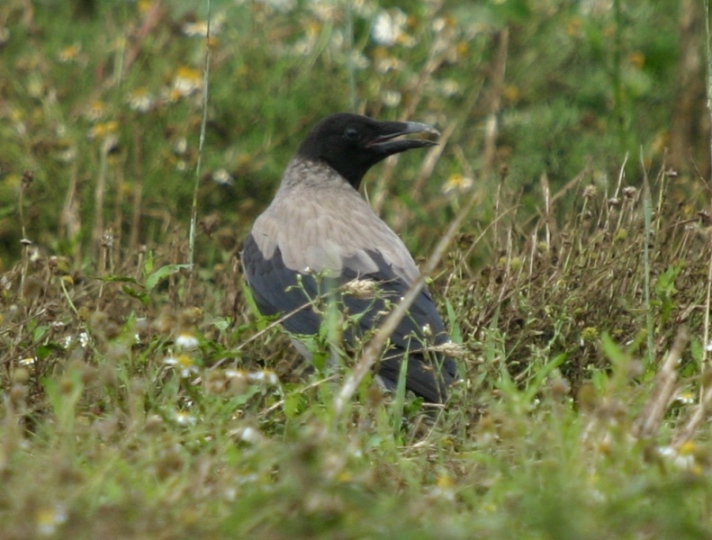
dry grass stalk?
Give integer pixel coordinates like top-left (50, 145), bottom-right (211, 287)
top-left (702, 233), bottom-right (712, 376)
top-left (633, 327), bottom-right (689, 440)
top-left (187, 0), bottom-right (213, 300)
top-left (674, 368), bottom-right (712, 446)
top-left (482, 28), bottom-right (509, 175)
top-left (92, 137), bottom-right (114, 254)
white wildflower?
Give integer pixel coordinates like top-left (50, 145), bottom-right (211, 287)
top-left (175, 332), bottom-right (199, 350)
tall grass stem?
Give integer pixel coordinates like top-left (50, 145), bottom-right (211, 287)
top-left (189, 0), bottom-right (213, 288)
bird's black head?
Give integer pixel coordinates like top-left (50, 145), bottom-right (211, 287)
top-left (296, 113), bottom-right (439, 189)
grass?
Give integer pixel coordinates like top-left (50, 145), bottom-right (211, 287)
top-left (1, 0), bottom-right (712, 538)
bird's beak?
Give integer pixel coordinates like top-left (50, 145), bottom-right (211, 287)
top-left (368, 120), bottom-right (440, 155)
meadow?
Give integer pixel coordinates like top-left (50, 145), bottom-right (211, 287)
top-left (1, 1), bottom-right (711, 538)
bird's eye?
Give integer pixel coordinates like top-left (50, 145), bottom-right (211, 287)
top-left (344, 128), bottom-right (360, 141)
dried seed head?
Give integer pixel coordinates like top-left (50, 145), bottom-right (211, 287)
top-left (135, 317), bottom-right (149, 336)
top-left (627, 359), bottom-right (644, 379)
top-left (199, 213), bottom-right (221, 236)
top-left (101, 230), bottom-right (114, 248)
top-left (549, 377), bottom-right (571, 397)
top-left (233, 426), bottom-right (265, 445)
top-left (12, 367), bottom-right (30, 383)
top-left (106, 343), bottom-right (130, 363)
top-left (342, 279), bottom-right (378, 299)
top-left (9, 383), bottom-right (27, 404)
top-left (144, 414), bottom-right (164, 434)
top-left (178, 307), bottom-right (203, 328)
top-left (580, 326), bottom-right (599, 343)
top-left (49, 256), bottom-right (71, 274)
top-left (203, 370), bottom-right (228, 394)
top-left (583, 185), bottom-right (597, 199)
top-left (59, 375), bottom-right (78, 396)
top-left (89, 311), bottom-right (110, 332)
top-left (77, 306), bottom-right (91, 322)
top-left (622, 186), bottom-right (637, 199)
top-left (21, 276), bottom-right (44, 300)
top-left (426, 341), bottom-right (467, 358)
top-left (155, 307), bottom-right (176, 334)
top-left (608, 197), bottom-right (621, 207)
top-left (21, 170), bottom-right (34, 187)
top-left (227, 371), bottom-right (249, 395)
top-left (576, 382), bottom-right (597, 411)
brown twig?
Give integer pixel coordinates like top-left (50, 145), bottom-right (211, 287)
top-left (675, 369), bottom-right (712, 447)
top-left (60, 159), bottom-right (81, 263)
top-left (17, 171), bottom-right (33, 296)
top-left (633, 327), bottom-right (689, 439)
top-left (482, 28), bottom-right (509, 175)
top-left (129, 128), bottom-right (144, 256)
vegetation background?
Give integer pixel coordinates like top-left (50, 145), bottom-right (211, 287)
top-left (1, 0), bottom-right (712, 538)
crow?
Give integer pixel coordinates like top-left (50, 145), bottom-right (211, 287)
top-left (241, 113), bottom-right (458, 403)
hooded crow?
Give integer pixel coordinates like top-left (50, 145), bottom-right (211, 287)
top-left (242, 113), bottom-right (458, 403)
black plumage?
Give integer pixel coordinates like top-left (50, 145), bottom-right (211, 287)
top-left (242, 113), bottom-right (458, 403)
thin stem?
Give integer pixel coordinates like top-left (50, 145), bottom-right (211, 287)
top-left (706, 0), bottom-right (712, 175)
top-left (188, 0), bottom-right (213, 294)
top-left (640, 148), bottom-right (654, 366)
top-left (345, 0), bottom-right (356, 111)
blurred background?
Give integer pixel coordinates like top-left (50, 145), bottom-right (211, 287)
top-left (0, 0), bottom-right (707, 268)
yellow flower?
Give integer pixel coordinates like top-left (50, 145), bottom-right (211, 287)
top-left (566, 17), bottom-right (583, 37)
top-left (182, 21), bottom-right (210, 37)
top-left (88, 121), bottom-right (119, 140)
top-left (58, 44), bottom-right (80, 63)
top-left (164, 354), bottom-right (199, 378)
top-left (137, 0), bottom-right (152, 14)
top-left (128, 88), bottom-right (155, 112)
top-left (442, 173), bottom-right (473, 195)
top-left (182, 13), bottom-right (225, 36)
top-left (172, 66), bottom-right (202, 97)
top-left (85, 100), bottom-right (106, 121)
top-left (674, 390), bottom-right (695, 405)
top-left (658, 445), bottom-right (698, 472)
top-left (629, 51), bottom-right (645, 69)
top-left (35, 504), bottom-right (67, 536)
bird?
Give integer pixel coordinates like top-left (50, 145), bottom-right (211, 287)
top-left (241, 113), bottom-right (458, 403)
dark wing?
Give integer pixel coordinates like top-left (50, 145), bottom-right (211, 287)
top-left (242, 233), bottom-right (457, 402)
top-left (242, 233), bottom-right (321, 335)
top-left (377, 353), bottom-right (456, 403)
top-left (339, 250), bottom-right (457, 403)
